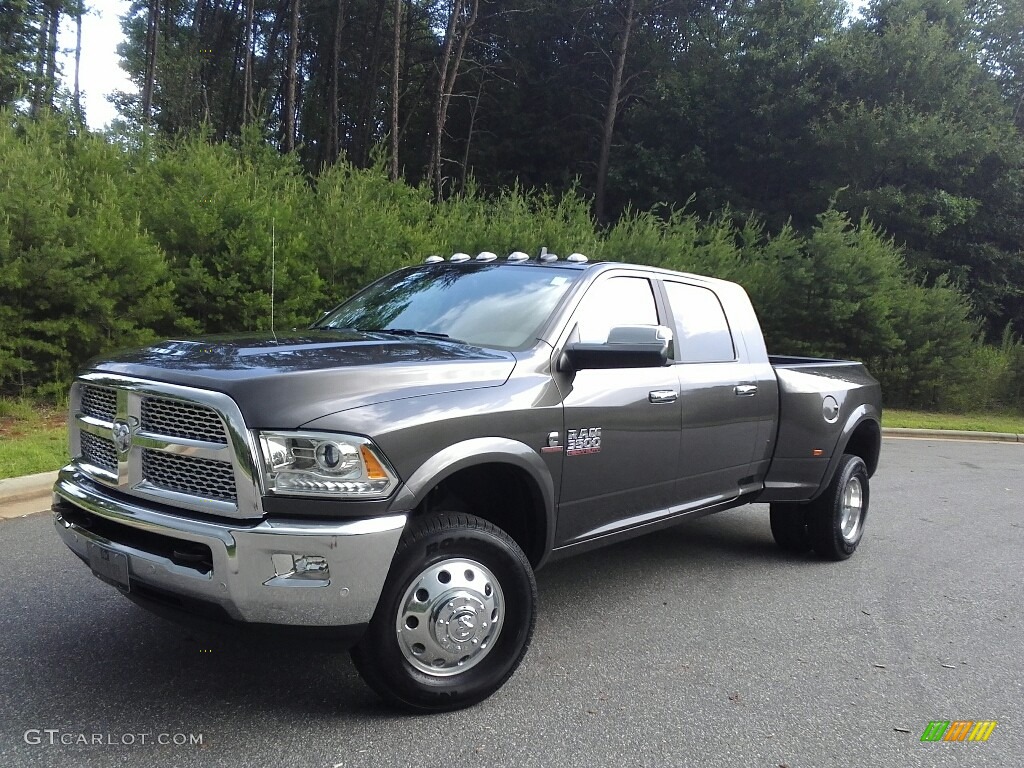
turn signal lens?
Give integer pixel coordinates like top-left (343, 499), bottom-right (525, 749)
top-left (360, 444), bottom-right (388, 480)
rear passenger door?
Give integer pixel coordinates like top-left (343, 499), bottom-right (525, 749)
top-left (661, 280), bottom-right (766, 507)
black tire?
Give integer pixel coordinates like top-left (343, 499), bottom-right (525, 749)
top-left (769, 502), bottom-right (810, 552)
top-left (807, 454), bottom-right (869, 561)
top-left (351, 512), bottom-right (537, 712)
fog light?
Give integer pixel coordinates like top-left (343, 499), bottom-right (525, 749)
top-left (294, 555), bottom-right (329, 577)
top-left (267, 554), bottom-right (331, 586)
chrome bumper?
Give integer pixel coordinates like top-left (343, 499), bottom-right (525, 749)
top-left (52, 467), bottom-right (406, 627)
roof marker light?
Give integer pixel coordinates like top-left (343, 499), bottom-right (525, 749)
top-left (476, 251), bottom-right (497, 262)
top-left (450, 253), bottom-right (470, 263)
top-left (507, 251), bottom-right (529, 262)
top-left (567, 253), bottom-right (589, 263)
top-left (424, 255), bottom-right (444, 264)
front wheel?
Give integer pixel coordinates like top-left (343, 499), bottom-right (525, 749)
top-left (351, 513), bottom-right (536, 712)
top-left (807, 454), bottom-right (870, 561)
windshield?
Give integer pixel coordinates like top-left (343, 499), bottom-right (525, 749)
top-left (315, 263), bottom-right (581, 349)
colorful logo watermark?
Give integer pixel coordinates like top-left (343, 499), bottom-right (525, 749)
top-left (921, 720), bottom-right (997, 742)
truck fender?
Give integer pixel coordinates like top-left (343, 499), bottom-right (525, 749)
top-left (387, 437), bottom-right (557, 565)
top-left (812, 404), bottom-right (882, 500)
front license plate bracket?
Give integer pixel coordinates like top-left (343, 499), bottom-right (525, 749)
top-left (87, 541), bottom-right (131, 592)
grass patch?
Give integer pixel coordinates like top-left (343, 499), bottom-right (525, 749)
top-left (0, 399), bottom-right (69, 479)
top-left (883, 409), bottom-right (1024, 434)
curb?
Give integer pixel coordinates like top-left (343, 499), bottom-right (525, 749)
top-left (882, 427), bottom-right (1023, 443)
top-left (0, 471), bottom-right (58, 516)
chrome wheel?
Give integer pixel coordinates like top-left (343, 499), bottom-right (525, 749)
top-left (808, 454), bottom-right (869, 561)
top-left (352, 513), bottom-right (536, 711)
top-left (396, 558), bottom-right (504, 677)
top-left (839, 476), bottom-right (864, 543)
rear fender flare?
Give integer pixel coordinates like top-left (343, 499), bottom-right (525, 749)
top-left (812, 404), bottom-right (881, 500)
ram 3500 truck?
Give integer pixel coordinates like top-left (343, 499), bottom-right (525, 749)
top-left (53, 253), bottom-right (881, 711)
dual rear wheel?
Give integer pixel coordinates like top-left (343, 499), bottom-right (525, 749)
top-left (769, 453), bottom-right (870, 560)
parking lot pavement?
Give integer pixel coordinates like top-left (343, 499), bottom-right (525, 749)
top-left (0, 437), bottom-right (1021, 767)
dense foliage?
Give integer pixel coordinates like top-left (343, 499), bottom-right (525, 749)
top-left (1, 114), bottom-right (1022, 410)
top-left (1, 0), bottom-right (1022, 410)
top-left (7, 1), bottom-right (1019, 337)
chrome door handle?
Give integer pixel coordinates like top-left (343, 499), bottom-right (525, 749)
top-left (734, 385), bottom-right (758, 397)
top-left (649, 390), bottom-right (678, 404)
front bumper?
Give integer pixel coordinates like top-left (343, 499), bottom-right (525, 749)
top-left (52, 467), bottom-right (406, 627)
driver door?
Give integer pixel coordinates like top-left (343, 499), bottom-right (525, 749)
top-left (552, 274), bottom-right (681, 546)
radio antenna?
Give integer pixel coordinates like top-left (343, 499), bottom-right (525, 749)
top-left (270, 218), bottom-right (276, 336)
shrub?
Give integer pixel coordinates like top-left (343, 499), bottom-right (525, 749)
top-left (0, 114), bottom-right (174, 395)
top-left (1, 115), bottom-right (1019, 412)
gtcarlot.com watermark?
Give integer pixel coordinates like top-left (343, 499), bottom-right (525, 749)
top-left (24, 729), bottom-right (203, 747)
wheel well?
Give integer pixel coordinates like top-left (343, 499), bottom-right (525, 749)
top-left (844, 419), bottom-right (881, 476)
top-left (413, 463), bottom-right (547, 567)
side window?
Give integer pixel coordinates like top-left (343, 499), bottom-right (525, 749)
top-left (663, 282), bottom-right (736, 363)
top-left (575, 276), bottom-right (658, 344)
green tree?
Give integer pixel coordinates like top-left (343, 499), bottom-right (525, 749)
top-left (970, 0), bottom-right (1024, 129)
top-left (811, 0), bottom-right (1024, 336)
top-left (0, 0), bottom-right (36, 107)
top-left (0, 112), bottom-right (175, 393)
top-left (125, 129), bottom-right (324, 334)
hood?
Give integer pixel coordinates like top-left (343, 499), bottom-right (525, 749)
top-left (87, 330), bottom-right (517, 428)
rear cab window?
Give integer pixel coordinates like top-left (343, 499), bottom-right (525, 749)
top-left (662, 281), bottom-right (736, 363)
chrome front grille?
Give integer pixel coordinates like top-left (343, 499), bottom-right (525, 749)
top-left (80, 431), bottom-right (117, 473)
top-left (141, 397), bottom-right (228, 444)
top-left (142, 450), bottom-right (237, 501)
top-left (70, 374), bottom-right (262, 519)
top-left (81, 385), bottom-right (116, 421)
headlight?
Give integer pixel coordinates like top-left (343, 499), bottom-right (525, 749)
top-left (257, 431), bottom-right (399, 498)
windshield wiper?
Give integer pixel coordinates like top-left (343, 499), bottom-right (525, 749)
top-left (361, 328), bottom-right (453, 340)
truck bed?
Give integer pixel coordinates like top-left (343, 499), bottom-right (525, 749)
top-left (759, 354), bottom-right (882, 502)
top-left (769, 354), bottom-right (860, 369)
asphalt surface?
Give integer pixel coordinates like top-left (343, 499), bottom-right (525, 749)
top-left (0, 437), bottom-right (1021, 767)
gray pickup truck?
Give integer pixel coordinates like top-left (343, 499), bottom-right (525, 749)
top-left (53, 253), bottom-right (881, 711)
